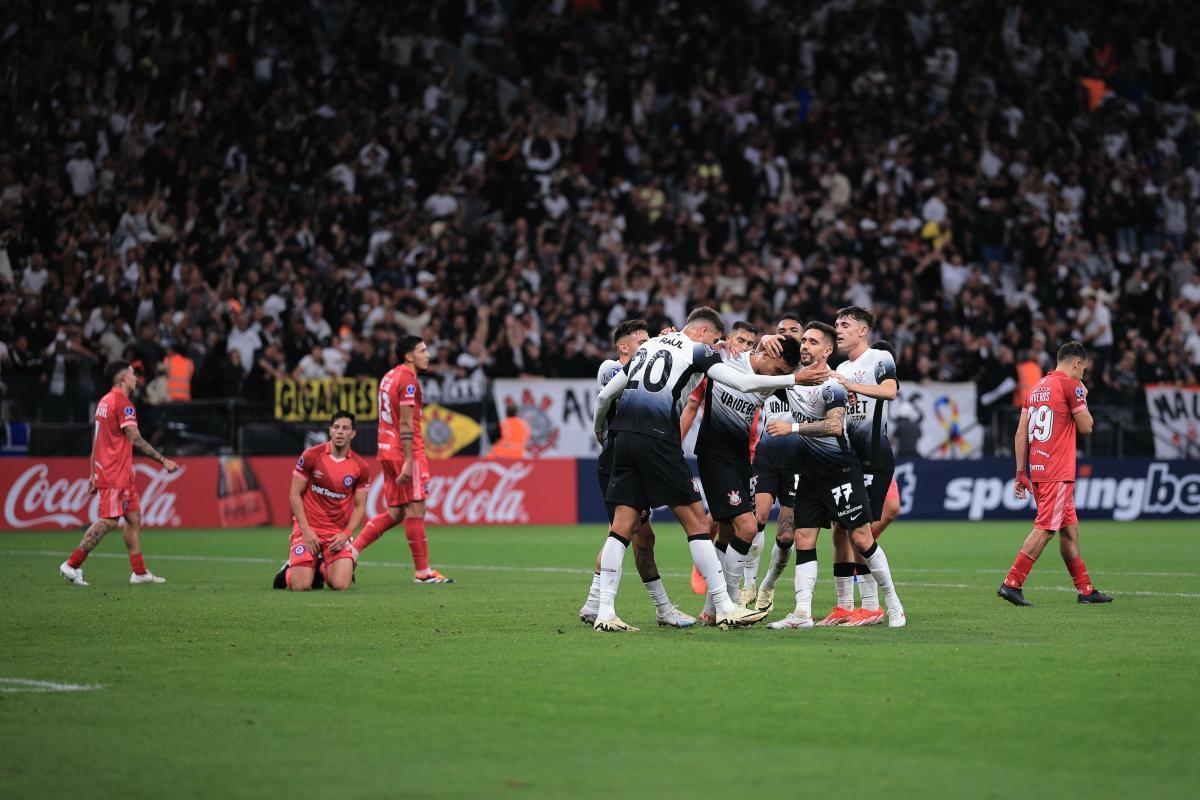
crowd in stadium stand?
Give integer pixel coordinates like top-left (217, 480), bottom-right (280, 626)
top-left (2, 0), bottom-right (1200, 427)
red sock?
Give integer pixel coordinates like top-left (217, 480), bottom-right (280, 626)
top-left (405, 517), bottom-right (430, 572)
top-left (1005, 551), bottom-right (1037, 588)
top-left (1065, 556), bottom-right (1093, 594)
top-left (68, 548), bottom-right (89, 568)
top-left (129, 553), bottom-right (147, 575)
top-left (284, 566), bottom-right (292, 587)
top-left (352, 512), bottom-right (399, 553)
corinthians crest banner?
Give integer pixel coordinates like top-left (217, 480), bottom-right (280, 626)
top-left (491, 379), bottom-right (604, 458)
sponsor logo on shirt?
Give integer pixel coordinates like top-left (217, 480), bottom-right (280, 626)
top-left (310, 484), bottom-right (349, 500)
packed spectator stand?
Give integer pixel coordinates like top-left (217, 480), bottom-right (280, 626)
top-left (1, 0), bottom-right (1198, 458)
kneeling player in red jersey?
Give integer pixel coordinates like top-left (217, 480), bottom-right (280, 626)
top-left (350, 335), bottom-right (453, 583)
top-left (999, 341), bottom-right (1113, 606)
top-left (60, 360), bottom-right (180, 587)
top-left (275, 411), bottom-right (371, 591)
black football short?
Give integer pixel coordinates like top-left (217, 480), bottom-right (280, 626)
top-left (792, 466), bottom-right (873, 531)
top-left (752, 461), bottom-right (798, 505)
top-left (606, 432), bottom-right (702, 511)
top-left (698, 453), bottom-right (754, 522)
top-left (863, 468), bottom-right (895, 521)
top-left (598, 464), bottom-right (651, 525)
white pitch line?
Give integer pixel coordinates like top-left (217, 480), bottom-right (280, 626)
top-left (6, 549), bottom-right (1200, 598)
top-left (0, 678), bottom-right (104, 693)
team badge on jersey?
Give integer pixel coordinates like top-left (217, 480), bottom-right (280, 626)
top-left (1076, 386), bottom-right (1085, 399)
top-left (123, 406), bottom-right (135, 417)
top-left (727, 489), bottom-right (742, 506)
top-left (296, 456), bottom-right (305, 469)
top-left (293, 544), bottom-right (306, 556)
top-left (342, 475), bottom-right (354, 487)
top-left (405, 384), bottom-right (417, 396)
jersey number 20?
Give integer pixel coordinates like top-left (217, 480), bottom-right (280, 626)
top-left (1027, 404), bottom-right (1053, 443)
top-left (627, 350), bottom-right (674, 392)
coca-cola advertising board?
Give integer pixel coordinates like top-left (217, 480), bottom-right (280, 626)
top-left (0, 457), bottom-right (578, 530)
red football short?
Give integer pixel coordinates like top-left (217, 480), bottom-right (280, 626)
top-left (1033, 481), bottom-right (1077, 531)
top-left (380, 456), bottom-right (430, 507)
top-left (97, 485), bottom-right (141, 520)
top-left (288, 525), bottom-right (357, 569)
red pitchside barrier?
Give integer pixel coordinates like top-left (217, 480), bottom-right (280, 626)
top-left (0, 457), bottom-right (579, 530)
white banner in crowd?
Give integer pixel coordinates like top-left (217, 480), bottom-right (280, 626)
top-left (900, 381), bottom-right (983, 460)
top-left (1144, 384), bottom-right (1200, 459)
top-left (492, 378), bottom-right (700, 458)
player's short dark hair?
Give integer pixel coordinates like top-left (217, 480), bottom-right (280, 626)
top-left (731, 320), bottom-right (758, 336)
top-left (1057, 340), bottom-right (1090, 363)
top-left (330, 410), bottom-right (356, 428)
top-left (778, 335), bottom-right (802, 370)
top-left (776, 311), bottom-right (803, 328)
top-left (836, 306), bottom-right (875, 330)
top-left (686, 306), bottom-right (726, 334)
top-left (805, 321), bottom-right (837, 348)
top-left (611, 319), bottom-right (649, 346)
top-left (871, 339), bottom-right (897, 359)
top-left (105, 360), bottom-right (132, 385)
top-left (396, 335), bottom-right (424, 361)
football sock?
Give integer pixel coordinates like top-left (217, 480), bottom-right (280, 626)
top-left (703, 590), bottom-right (716, 618)
top-left (688, 533), bottom-right (735, 615)
top-left (352, 512), bottom-right (397, 553)
top-left (760, 537), bottom-right (791, 591)
top-left (597, 533), bottom-right (629, 620)
top-left (404, 518), bottom-right (430, 572)
top-left (643, 576), bottom-right (671, 611)
top-left (860, 542), bottom-right (900, 608)
top-left (743, 525), bottom-right (765, 590)
top-left (67, 548), bottom-right (89, 568)
top-left (793, 549), bottom-right (818, 618)
top-left (1064, 556), bottom-right (1094, 594)
top-left (284, 566), bottom-right (292, 588)
top-left (724, 536), bottom-right (752, 600)
top-left (833, 562), bottom-right (855, 609)
top-left (582, 571), bottom-right (601, 613)
top-left (129, 553), bottom-right (147, 575)
top-left (855, 561), bottom-right (879, 611)
top-left (1005, 551), bottom-right (1037, 588)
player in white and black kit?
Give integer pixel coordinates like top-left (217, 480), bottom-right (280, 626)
top-left (591, 307), bottom-right (817, 632)
top-left (578, 320), bottom-right (695, 628)
top-left (691, 333), bottom-right (803, 625)
top-left (758, 322), bottom-right (906, 629)
top-left (823, 306), bottom-right (900, 627)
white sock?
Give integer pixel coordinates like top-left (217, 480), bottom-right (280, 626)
top-left (743, 528), bottom-right (765, 591)
top-left (689, 536), bottom-right (735, 615)
top-left (643, 577), bottom-right (671, 612)
top-left (582, 571), bottom-right (601, 613)
top-left (793, 552), bottom-right (818, 619)
top-left (760, 539), bottom-right (790, 591)
top-left (857, 563), bottom-right (879, 611)
top-left (703, 591), bottom-right (715, 618)
top-left (724, 539), bottom-right (750, 600)
top-left (597, 536), bottom-right (628, 620)
top-left (834, 574), bottom-right (854, 610)
top-left (863, 544), bottom-right (900, 610)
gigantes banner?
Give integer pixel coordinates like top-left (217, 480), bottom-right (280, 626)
top-left (1144, 384), bottom-right (1200, 458)
top-left (274, 377), bottom-right (378, 422)
top-left (0, 456), bottom-right (578, 530)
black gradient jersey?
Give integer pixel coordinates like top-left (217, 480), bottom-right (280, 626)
top-left (769, 378), bottom-right (856, 478)
top-left (595, 358), bottom-right (624, 474)
top-left (836, 348), bottom-right (897, 473)
top-left (751, 391), bottom-right (793, 467)
top-left (696, 351), bottom-right (784, 460)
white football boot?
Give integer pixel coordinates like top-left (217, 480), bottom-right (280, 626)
top-left (655, 605), bottom-right (697, 628)
top-left (59, 561), bottom-right (89, 587)
top-left (766, 612), bottom-right (815, 630)
top-left (130, 572), bottom-right (167, 585)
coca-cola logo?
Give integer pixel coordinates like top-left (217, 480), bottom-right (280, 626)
top-left (367, 461), bottom-right (534, 524)
top-left (4, 463), bottom-right (186, 529)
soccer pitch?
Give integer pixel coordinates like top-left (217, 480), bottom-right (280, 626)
top-left (1, 521), bottom-right (1197, 799)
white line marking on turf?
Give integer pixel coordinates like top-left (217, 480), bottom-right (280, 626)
top-left (0, 678), bottom-right (104, 693)
top-left (6, 549), bottom-right (1200, 598)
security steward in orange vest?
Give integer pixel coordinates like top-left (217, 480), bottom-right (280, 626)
top-left (164, 343), bottom-right (195, 402)
top-left (487, 402), bottom-right (531, 459)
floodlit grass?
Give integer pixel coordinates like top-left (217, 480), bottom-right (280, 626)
top-left (0, 521), bottom-right (1196, 799)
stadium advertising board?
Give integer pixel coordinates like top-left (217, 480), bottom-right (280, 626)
top-left (1144, 384), bottom-right (1200, 459)
top-left (0, 457), bottom-right (577, 530)
top-left (273, 377), bottom-right (378, 422)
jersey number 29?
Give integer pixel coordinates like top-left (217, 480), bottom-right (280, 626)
top-left (1027, 404), bottom-right (1053, 443)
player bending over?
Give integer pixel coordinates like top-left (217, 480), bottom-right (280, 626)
top-left (757, 322), bottom-right (906, 629)
top-left (579, 319), bottom-right (695, 628)
top-left (352, 335), bottom-right (453, 583)
top-left (590, 307), bottom-right (816, 632)
top-left (998, 341), bottom-right (1113, 606)
top-left (276, 412), bottom-right (371, 591)
top-left (60, 360), bottom-right (179, 587)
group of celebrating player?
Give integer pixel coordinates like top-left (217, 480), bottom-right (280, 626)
top-left (579, 305), bottom-right (908, 632)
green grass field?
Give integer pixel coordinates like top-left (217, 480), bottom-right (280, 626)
top-left (1, 520), bottom-right (1197, 799)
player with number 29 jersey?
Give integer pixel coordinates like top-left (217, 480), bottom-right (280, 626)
top-left (1024, 370), bottom-right (1088, 483)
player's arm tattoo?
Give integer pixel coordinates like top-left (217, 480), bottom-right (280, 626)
top-left (398, 404), bottom-right (415, 462)
top-left (792, 406), bottom-right (845, 438)
top-left (125, 426), bottom-right (167, 464)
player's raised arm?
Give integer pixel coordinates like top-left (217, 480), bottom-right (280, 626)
top-left (1013, 407), bottom-right (1032, 498)
top-left (594, 368), bottom-right (630, 441)
top-left (122, 424), bottom-right (179, 473)
top-left (1071, 382), bottom-right (1093, 435)
top-left (705, 360), bottom-right (795, 394)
